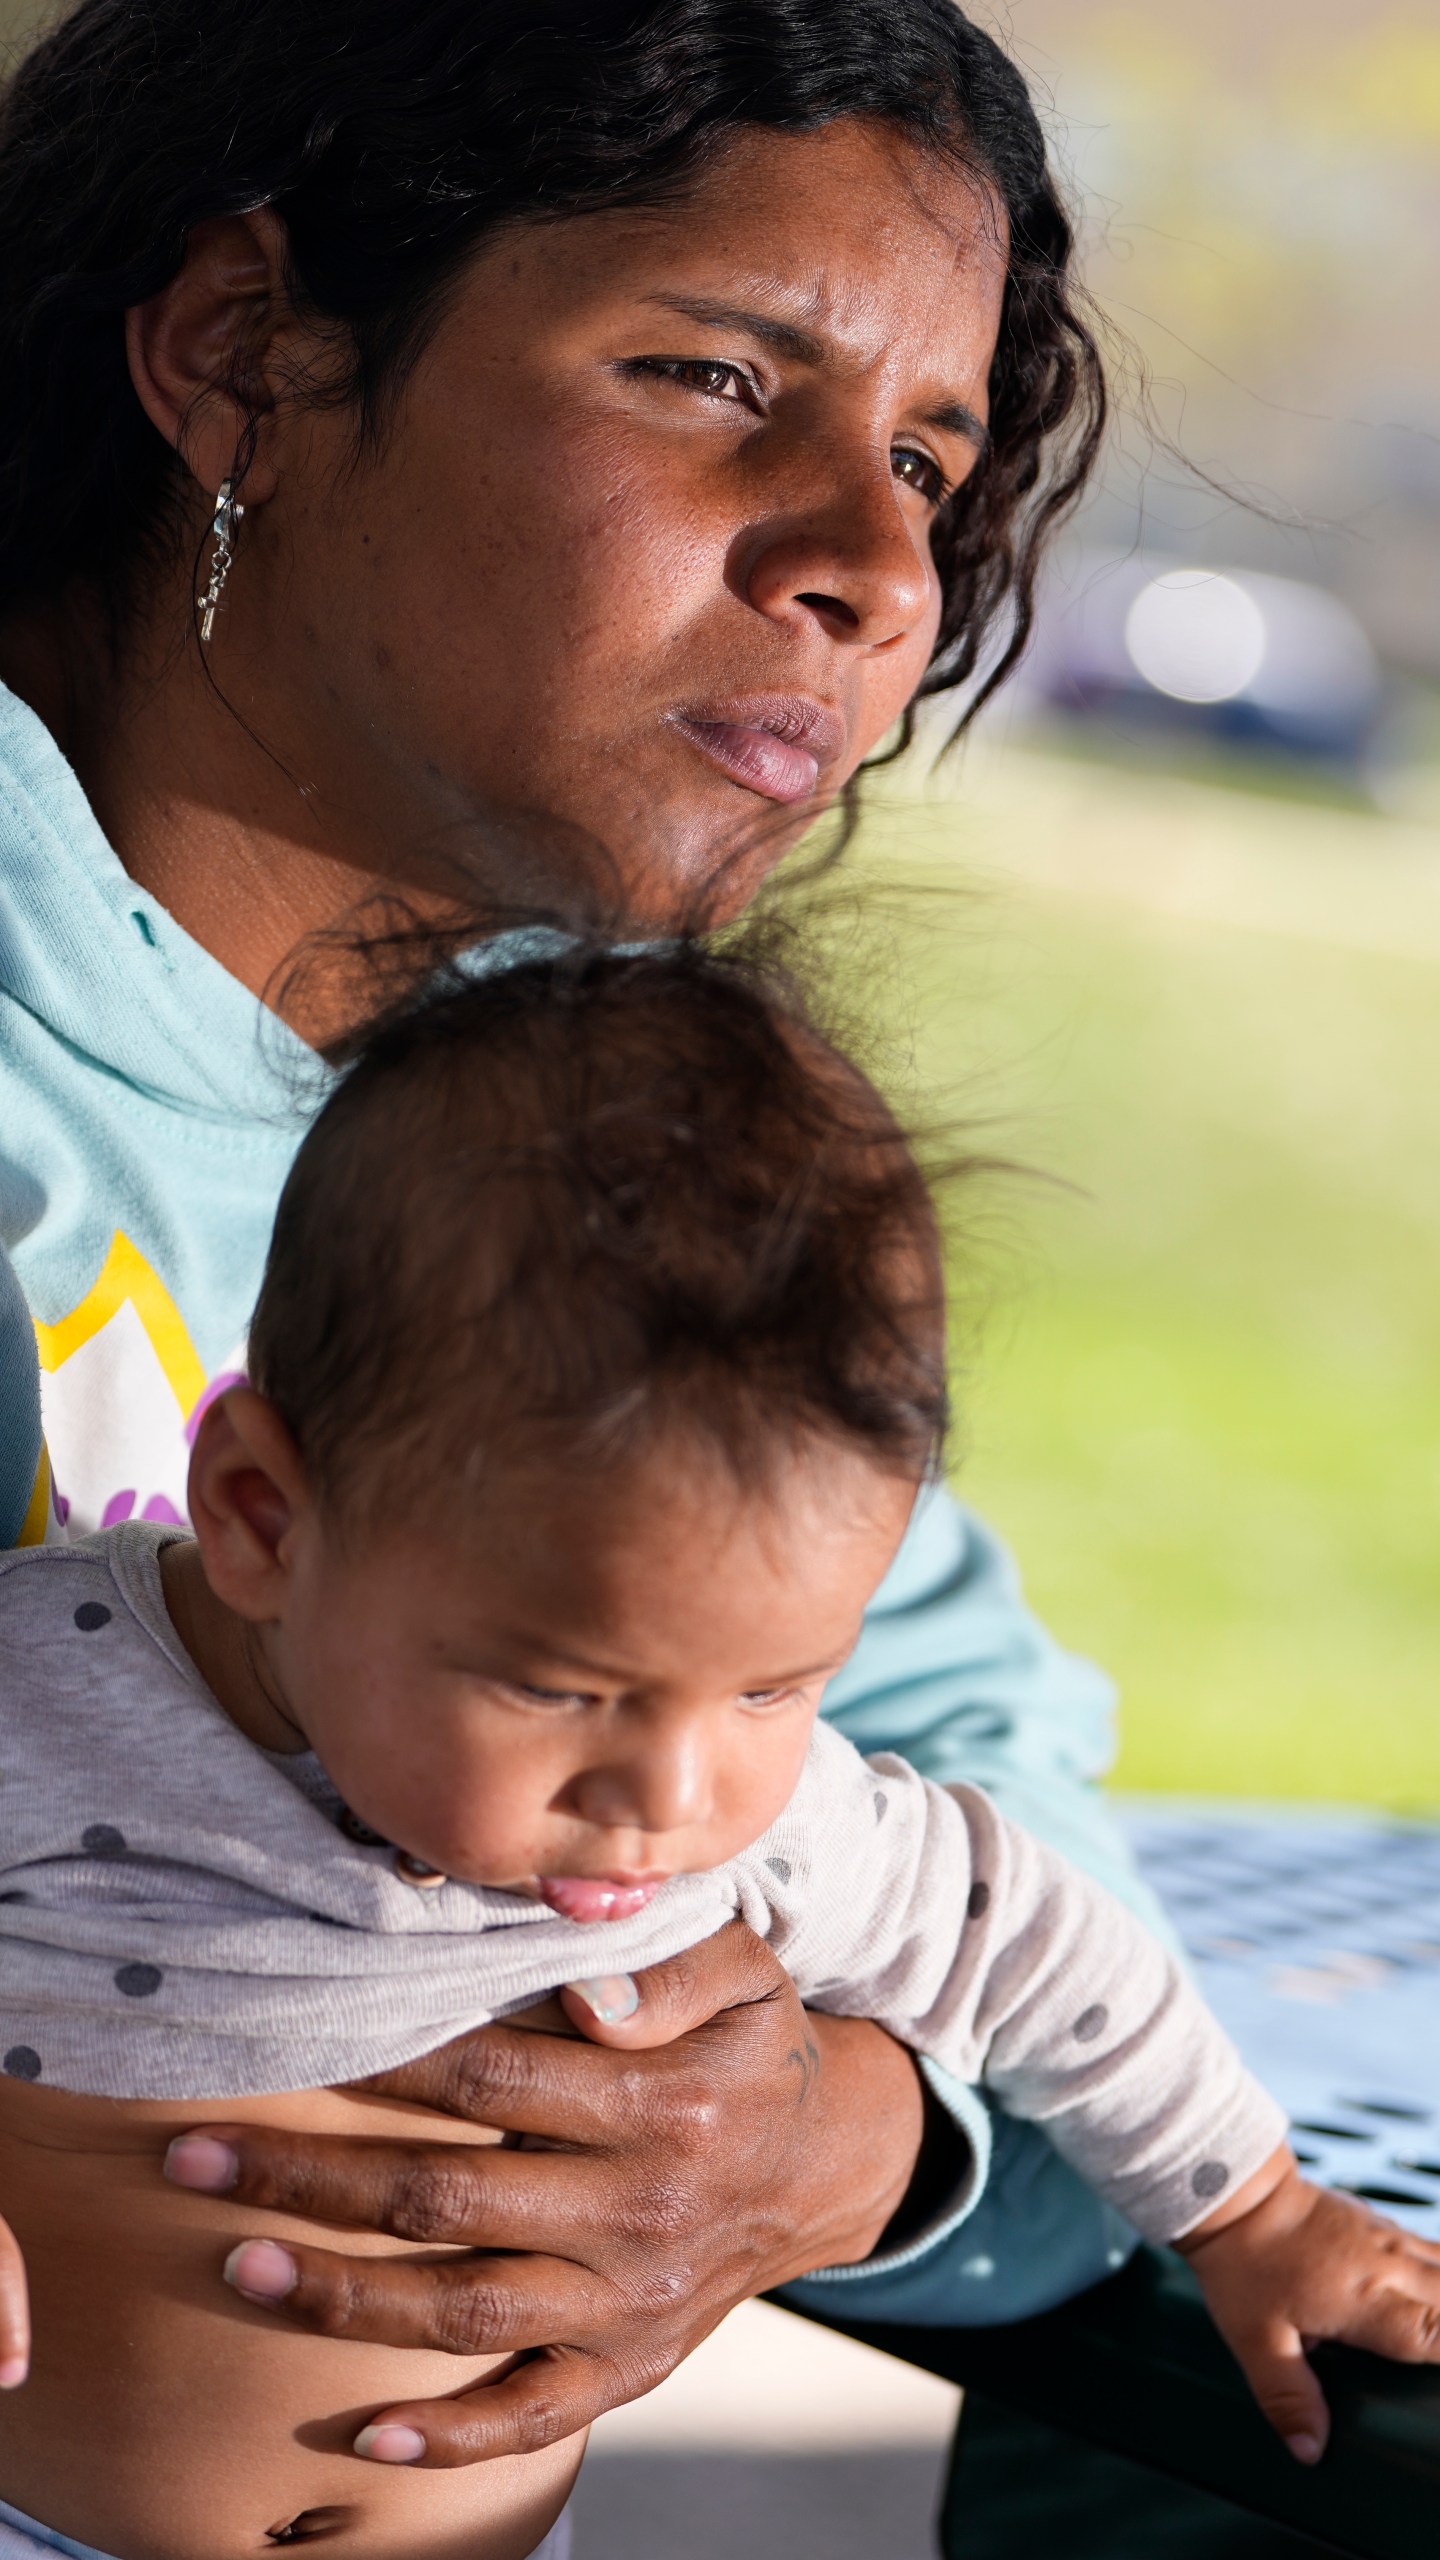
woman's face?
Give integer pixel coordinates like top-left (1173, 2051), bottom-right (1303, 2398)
top-left (211, 119), bottom-right (1006, 918)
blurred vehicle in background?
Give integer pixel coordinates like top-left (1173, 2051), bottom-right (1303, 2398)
top-left (1015, 552), bottom-right (1384, 774)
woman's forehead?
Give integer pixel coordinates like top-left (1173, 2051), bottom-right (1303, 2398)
top-left (470, 120), bottom-right (1006, 384)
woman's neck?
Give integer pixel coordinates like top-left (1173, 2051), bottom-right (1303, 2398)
top-left (0, 591), bottom-right (448, 1040)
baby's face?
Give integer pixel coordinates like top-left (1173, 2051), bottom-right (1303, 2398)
top-left (267, 1434), bottom-right (917, 1914)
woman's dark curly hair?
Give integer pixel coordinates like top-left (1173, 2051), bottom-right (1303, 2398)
top-left (0, 0), bottom-right (1102, 737)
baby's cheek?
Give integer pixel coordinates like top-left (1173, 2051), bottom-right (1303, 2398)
top-left (385, 1742), bottom-right (546, 1886)
top-left (708, 1725), bottom-right (814, 1860)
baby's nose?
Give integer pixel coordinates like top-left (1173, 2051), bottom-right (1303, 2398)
top-left (572, 1742), bottom-right (712, 1836)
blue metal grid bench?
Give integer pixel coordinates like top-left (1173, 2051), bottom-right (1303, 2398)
top-left (815, 1808), bottom-right (1440, 2555)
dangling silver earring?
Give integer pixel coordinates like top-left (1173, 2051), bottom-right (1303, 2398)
top-left (197, 478), bottom-right (245, 644)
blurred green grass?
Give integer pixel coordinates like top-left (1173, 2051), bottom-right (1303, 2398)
top-left (847, 748), bottom-right (1440, 1808)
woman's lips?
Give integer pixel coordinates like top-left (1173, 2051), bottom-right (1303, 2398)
top-left (537, 1875), bottom-right (664, 1924)
top-left (671, 699), bottom-right (845, 807)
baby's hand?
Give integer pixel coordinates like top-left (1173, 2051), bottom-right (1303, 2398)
top-left (0, 2213), bottom-right (27, 2389)
top-left (1176, 2145), bottom-right (1440, 2464)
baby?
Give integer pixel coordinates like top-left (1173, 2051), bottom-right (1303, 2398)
top-left (0, 932), bottom-right (1437, 2560)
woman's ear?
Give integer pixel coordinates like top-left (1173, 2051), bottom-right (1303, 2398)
top-left (123, 208), bottom-right (295, 508)
top-left (187, 1385), bottom-right (312, 1622)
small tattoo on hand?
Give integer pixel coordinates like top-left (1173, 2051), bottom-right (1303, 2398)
top-left (786, 2037), bottom-right (822, 2103)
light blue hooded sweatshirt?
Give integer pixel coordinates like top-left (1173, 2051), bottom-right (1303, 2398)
top-left (0, 676), bottom-right (1152, 2321)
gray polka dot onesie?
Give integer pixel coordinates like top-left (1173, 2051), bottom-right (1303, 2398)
top-left (0, 1524), bottom-right (1285, 2246)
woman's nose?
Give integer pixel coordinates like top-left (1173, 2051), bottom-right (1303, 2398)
top-left (736, 447), bottom-right (937, 655)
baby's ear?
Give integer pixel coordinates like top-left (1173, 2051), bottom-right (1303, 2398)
top-left (186, 1386), bottom-right (310, 1618)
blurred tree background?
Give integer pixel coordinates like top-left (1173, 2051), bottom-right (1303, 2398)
top-left (0, 0), bottom-right (1435, 1804)
top-left (985, 0), bottom-right (1440, 678)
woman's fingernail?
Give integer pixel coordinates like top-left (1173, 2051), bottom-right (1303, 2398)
top-left (0, 2356), bottom-right (27, 2389)
top-left (1285, 2433), bottom-right (1323, 2466)
top-left (165, 2134), bottom-right (239, 2193)
top-left (354, 2423), bottom-right (427, 2464)
top-left (223, 2239), bottom-right (297, 2304)
top-left (566, 1973), bottom-right (639, 2024)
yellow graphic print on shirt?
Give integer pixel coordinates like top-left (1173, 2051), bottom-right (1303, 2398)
top-left (23, 1231), bottom-right (240, 1543)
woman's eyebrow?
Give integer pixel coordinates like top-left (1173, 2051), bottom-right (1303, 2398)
top-left (641, 289), bottom-right (827, 364)
top-left (923, 399), bottom-right (989, 451)
top-left (639, 292), bottom-right (987, 444)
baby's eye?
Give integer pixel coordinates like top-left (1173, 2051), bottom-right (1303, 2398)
top-left (509, 1682), bottom-right (596, 1710)
top-left (625, 356), bottom-right (757, 406)
top-left (738, 1686), bottom-right (800, 1713)
top-left (892, 444), bottom-right (949, 505)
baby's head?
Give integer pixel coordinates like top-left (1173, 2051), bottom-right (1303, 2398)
top-left (189, 937), bottom-right (950, 1912)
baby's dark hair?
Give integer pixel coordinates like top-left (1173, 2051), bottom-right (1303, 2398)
top-left (248, 932), bottom-right (951, 1522)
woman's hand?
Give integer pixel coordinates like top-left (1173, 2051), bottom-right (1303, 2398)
top-left (1177, 2145), bottom-right (1440, 2463)
top-left (163, 1921), bottom-right (930, 2466)
top-left (0, 2211), bottom-right (28, 2389)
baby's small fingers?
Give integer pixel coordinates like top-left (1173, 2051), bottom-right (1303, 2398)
top-left (0, 2214), bottom-right (30, 2386)
top-left (1399, 2232), bottom-right (1440, 2267)
top-left (1340, 2282), bottom-right (1440, 2366)
top-left (1229, 2318), bottom-right (1329, 2464)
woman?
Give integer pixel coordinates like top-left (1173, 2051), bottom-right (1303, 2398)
top-left (0, 0), bottom-right (1155, 2472)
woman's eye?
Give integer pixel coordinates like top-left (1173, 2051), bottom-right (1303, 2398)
top-left (892, 445), bottom-right (949, 505)
top-left (627, 356), bottom-right (755, 406)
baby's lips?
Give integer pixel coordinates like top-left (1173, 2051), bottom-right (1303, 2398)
top-left (537, 1875), bottom-right (660, 1923)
